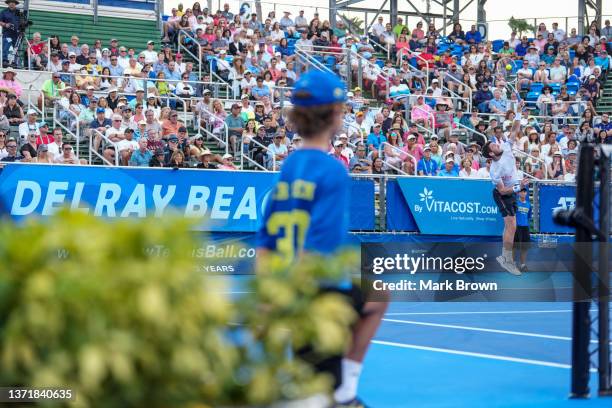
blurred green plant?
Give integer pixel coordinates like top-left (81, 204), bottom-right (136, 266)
top-left (0, 211), bottom-right (356, 407)
top-left (339, 13), bottom-right (365, 35)
top-left (508, 17), bottom-right (535, 37)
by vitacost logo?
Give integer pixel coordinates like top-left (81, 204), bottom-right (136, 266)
top-left (413, 187), bottom-right (498, 215)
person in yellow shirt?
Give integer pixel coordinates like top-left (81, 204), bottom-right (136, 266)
top-left (38, 72), bottom-right (66, 108)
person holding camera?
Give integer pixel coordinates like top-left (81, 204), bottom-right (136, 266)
top-left (0, 0), bottom-right (21, 65)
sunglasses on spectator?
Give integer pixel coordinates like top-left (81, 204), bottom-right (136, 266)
top-left (6, 144), bottom-right (17, 148)
top-left (64, 147), bottom-right (72, 151)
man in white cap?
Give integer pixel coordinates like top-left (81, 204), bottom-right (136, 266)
top-left (0, 0), bottom-right (21, 64)
top-left (18, 108), bottom-right (40, 143)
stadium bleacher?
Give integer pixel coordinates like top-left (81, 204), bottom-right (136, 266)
top-left (0, 2), bottom-right (610, 179)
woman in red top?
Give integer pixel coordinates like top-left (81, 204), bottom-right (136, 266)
top-left (28, 32), bottom-right (45, 66)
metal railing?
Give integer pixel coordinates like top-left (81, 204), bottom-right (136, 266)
top-left (54, 71), bottom-right (230, 100)
top-left (90, 128), bottom-right (119, 166)
top-left (379, 142), bottom-right (416, 175)
top-left (343, 120), bottom-right (365, 145)
top-left (410, 104), bottom-right (436, 140)
top-left (178, 30), bottom-right (203, 79)
top-left (241, 136), bottom-right (275, 171)
top-left (195, 104), bottom-right (229, 155)
top-left (513, 148), bottom-right (549, 180)
top-left (294, 44), bottom-right (336, 76)
top-left (455, 121), bottom-right (488, 145)
top-left (51, 101), bottom-right (81, 160)
top-left (438, 69), bottom-right (472, 112)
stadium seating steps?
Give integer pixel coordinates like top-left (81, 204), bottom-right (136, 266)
top-left (596, 80), bottom-right (612, 114)
top-left (28, 10), bottom-right (158, 52)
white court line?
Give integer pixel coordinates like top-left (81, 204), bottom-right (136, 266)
top-left (372, 340), bottom-right (598, 372)
top-left (385, 310), bottom-right (572, 316)
top-left (382, 318), bottom-right (607, 345)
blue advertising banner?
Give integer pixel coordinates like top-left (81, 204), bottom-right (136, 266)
top-left (537, 183), bottom-right (602, 234)
top-left (396, 177), bottom-right (504, 236)
top-left (0, 164), bottom-right (275, 232)
top-left (0, 164), bottom-right (376, 232)
top-left (537, 184), bottom-right (576, 234)
top-left (385, 179), bottom-right (418, 232)
top-left (349, 179), bottom-right (376, 231)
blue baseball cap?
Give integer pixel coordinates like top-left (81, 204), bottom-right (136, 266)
top-left (290, 71), bottom-right (346, 107)
top-left (96, 107), bottom-right (105, 113)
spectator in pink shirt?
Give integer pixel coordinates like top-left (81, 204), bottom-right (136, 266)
top-left (403, 134), bottom-right (423, 162)
top-left (411, 95), bottom-right (433, 127)
top-left (0, 68), bottom-right (22, 98)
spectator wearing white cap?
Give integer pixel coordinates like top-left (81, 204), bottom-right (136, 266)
top-left (240, 70), bottom-right (257, 95)
top-left (330, 139), bottom-right (349, 169)
top-left (438, 157), bottom-right (459, 177)
top-left (66, 52), bottom-right (81, 72)
top-left (18, 108), bottom-right (40, 143)
top-left (219, 153), bottom-right (237, 170)
top-left (338, 133), bottom-right (354, 160)
top-left (417, 144), bottom-right (438, 176)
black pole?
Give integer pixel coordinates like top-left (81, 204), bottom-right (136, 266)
top-left (570, 143), bottom-right (595, 398)
top-left (598, 146), bottom-right (611, 396)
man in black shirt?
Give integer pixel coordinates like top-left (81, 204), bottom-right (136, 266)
top-left (0, 0), bottom-right (21, 65)
top-left (249, 125), bottom-right (271, 167)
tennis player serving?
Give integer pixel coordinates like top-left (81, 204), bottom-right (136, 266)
top-left (482, 119), bottom-right (529, 276)
top-left (257, 70), bottom-right (387, 407)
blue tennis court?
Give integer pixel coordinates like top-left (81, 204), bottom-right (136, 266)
top-left (226, 276), bottom-right (611, 407)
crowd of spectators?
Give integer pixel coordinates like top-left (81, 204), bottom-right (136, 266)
top-left (0, 2), bottom-right (611, 178)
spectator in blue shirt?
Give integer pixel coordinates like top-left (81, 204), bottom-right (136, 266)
top-left (438, 157), bottom-right (459, 177)
top-left (251, 77), bottom-right (271, 100)
top-left (129, 139), bottom-right (153, 167)
top-left (515, 187), bottom-right (532, 271)
top-left (366, 123), bottom-right (387, 155)
top-left (108, 56), bottom-right (124, 77)
top-left (90, 108), bottom-right (112, 136)
top-left (417, 145), bottom-right (438, 176)
top-left (594, 50), bottom-right (610, 71)
top-left (515, 37), bottom-right (530, 57)
top-left (488, 90), bottom-right (509, 115)
top-left (474, 83), bottom-right (493, 112)
top-left (465, 25), bottom-right (482, 44)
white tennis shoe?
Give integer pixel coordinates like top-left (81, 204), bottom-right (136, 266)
top-left (496, 256), bottom-right (522, 276)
